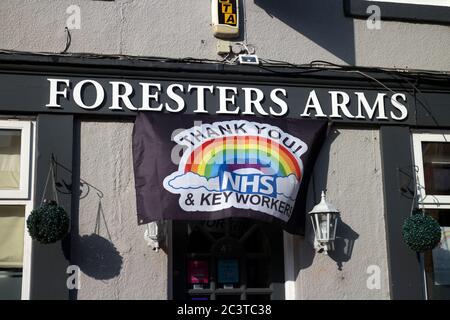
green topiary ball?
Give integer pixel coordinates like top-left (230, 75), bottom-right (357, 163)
top-left (27, 201), bottom-right (70, 244)
top-left (402, 213), bottom-right (442, 252)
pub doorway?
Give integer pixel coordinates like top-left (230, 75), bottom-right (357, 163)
top-left (173, 218), bottom-right (285, 300)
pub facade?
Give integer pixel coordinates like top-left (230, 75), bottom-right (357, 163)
top-left (0, 0), bottom-right (449, 300)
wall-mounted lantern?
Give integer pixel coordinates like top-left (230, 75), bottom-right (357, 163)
top-left (309, 191), bottom-right (340, 255)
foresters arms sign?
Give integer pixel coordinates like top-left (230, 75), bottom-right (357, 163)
top-left (132, 113), bottom-right (328, 234)
top-left (45, 78), bottom-right (409, 121)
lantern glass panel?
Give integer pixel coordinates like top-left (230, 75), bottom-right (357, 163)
top-left (313, 213), bottom-right (328, 241)
top-left (311, 215), bottom-right (317, 238)
top-left (329, 214), bottom-right (339, 241)
top-left (321, 215), bottom-right (329, 240)
top-left (312, 215), bottom-right (321, 240)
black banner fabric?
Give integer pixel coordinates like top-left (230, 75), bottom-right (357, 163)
top-left (132, 113), bottom-right (328, 235)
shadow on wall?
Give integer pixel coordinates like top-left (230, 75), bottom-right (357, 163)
top-left (59, 122), bottom-right (124, 300)
top-left (329, 218), bottom-right (359, 270)
top-left (294, 126), bottom-right (360, 277)
top-left (293, 126), bottom-right (340, 272)
top-left (296, 218), bottom-right (359, 272)
top-left (75, 233), bottom-right (123, 279)
top-left (75, 195), bottom-right (123, 280)
top-left (61, 183), bottom-right (124, 279)
top-left (73, 183), bottom-right (123, 276)
top-left (254, 0), bottom-right (355, 65)
top-left (55, 158), bottom-right (124, 282)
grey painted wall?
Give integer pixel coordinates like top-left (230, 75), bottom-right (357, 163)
top-left (0, 0), bottom-right (429, 300)
top-left (71, 121), bottom-right (389, 299)
top-left (290, 127), bottom-right (390, 299)
top-left (0, 0), bottom-right (449, 70)
top-left (71, 120), bottom-right (167, 299)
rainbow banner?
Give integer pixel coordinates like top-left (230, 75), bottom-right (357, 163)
top-left (133, 113), bottom-right (327, 234)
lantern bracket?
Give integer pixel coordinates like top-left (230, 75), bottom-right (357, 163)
top-left (313, 239), bottom-right (334, 255)
top-left (144, 221), bottom-right (167, 252)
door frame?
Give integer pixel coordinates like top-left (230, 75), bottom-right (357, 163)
top-left (171, 219), bottom-right (287, 300)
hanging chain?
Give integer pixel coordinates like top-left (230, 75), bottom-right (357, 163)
top-left (40, 155), bottom-right (59, 206)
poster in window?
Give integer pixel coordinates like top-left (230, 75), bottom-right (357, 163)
top-left (217, 259), bottom-right (239, 284)
top-left (187, 260), bottom-right (209, 284)
top-left (432, 227), bottom-right (450, 285)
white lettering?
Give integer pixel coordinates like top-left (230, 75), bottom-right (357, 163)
top-left (221, 171), bottom-right (240, 190)
top-left (46, 78), bottom-right (70, 108)
top-left (355, 92), bottom-right (388, 120)
top-left (188, 84), bottom-right (213, 113)
top-left (44, 80), bottom-right (411, 122)
top-left (301, 90), bottom-right (327, 118)
top-left (73, 80), bottom-right (104, 109)
top-left (139, 83), bottom-right (163, 111)
top-left (165, 84), bottom-right (185, 113)
top-left (390, 93), bottom-right (408, 121)
top-left (109, 81), bottom-right (137, 110)
top-left (260, 176), bottom-right (275, 195)
top-left (270, 88), bottom-right (288, 116)
top-left (329, 91), bottom-right (354, 119)
top-left (240, 175), bottom-right (259, 193)
top-left (216, 86), bottom-right (240, 114)
top-left (242, 87), bottom-right (268, 115)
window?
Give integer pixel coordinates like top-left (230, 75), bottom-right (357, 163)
top-left (0, 119), bottom-right (35, 300)
top-left (413, 132), bottom-right (450, 208)
top-left (413, 132), bottom-right (450, 300)
top-left (0, 121), bottom-right (31, 199)
top-left (344, 0), bottom-right (450, 25)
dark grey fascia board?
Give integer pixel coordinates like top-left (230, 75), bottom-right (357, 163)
top-left (0, 51), bottom-right (402, 89)
top-left (0, 52), bottom-right (449, 129)
top-left (344, 0), bottom-right (450, 25)
top-left (0, 51), bottom-right (448, 92)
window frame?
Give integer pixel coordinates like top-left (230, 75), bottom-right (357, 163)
top-left (0, 120), bottom-right (32, 199)
top-left (344, 0), bottom-right (450, 25)
top-left (412, 132), bottom-right (450, 209)
top-left (0, 119), bottom-right (35, 300)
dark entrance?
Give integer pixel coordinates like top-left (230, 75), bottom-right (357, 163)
top-left (173, 218), bottom-right (285, 300)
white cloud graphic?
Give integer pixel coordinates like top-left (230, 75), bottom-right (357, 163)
top-left (166, 172), bottom-right (221, 191)
top-left (165, 171), bottom-right (301, 202)
top-left (276, 174), bottom-right (300, 200)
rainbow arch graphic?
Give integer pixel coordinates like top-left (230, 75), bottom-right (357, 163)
top-left (183, 135), bottom-right (302, 179)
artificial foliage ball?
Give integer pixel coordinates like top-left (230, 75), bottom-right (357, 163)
top-left (27, 201), bottom-right (70, 244)
top-left (402, 214), bottom-right (441, 252)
